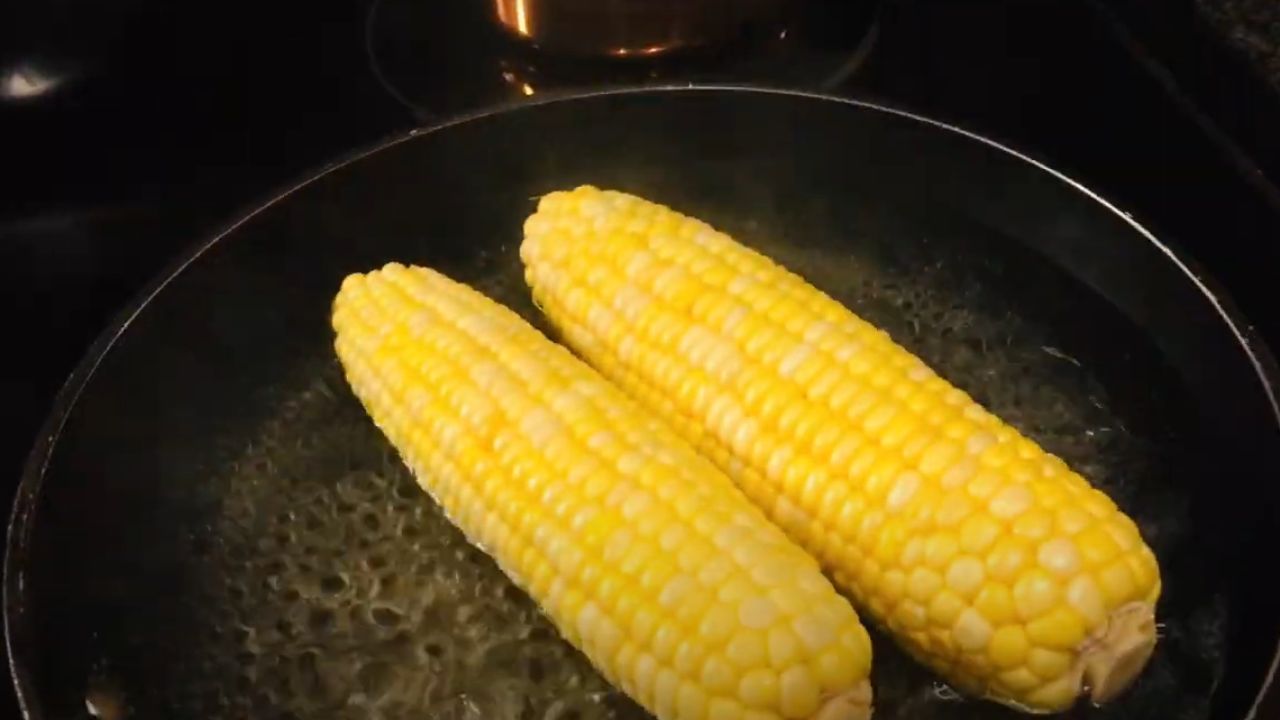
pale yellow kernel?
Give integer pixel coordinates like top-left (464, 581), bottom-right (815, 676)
top-left (751, 557), bottom-right (795, 588)
top-left (924, 533), bottom-right (960, 568)
top-left (981, 439), bottom-right (1019, 468)
top-left (641, 558), bottom-right (678, 594)
top-left (827, 383), bottom-right (860, 416)
top-left (1076, 525), bottom-right (1123, 567)
top-left (953, 608), bottom-right (994, 651)
top-left (966, 431), bottom-right (998, 454)
top-left (707, 697), bottom-right (745, 720)
top-left (1055, 506), bottom-right (1092, 535)
top-left (1125, 552), bottom-right (1155, 594)
top-left (998, 667), bottom-right (1041, 692)
top-left (1098, 558), bottom-right (1138, 604)
top-left (677, 681), bottom-right (709, 720)
top-left (659, 524), bottom-right (690, 552)
top-left (792, 614), bottom-right (836, 652)
top-left (1027, 647), bottom-right (1073, 679)
top-left (907, 567), bottom-right (943, 602)
top-left (652, 622), bottom-right (681, 663)
top-left (621, 488), bottom-right (656, 521)
top-left (896, 534), bottom-right (920, 567)
top-left (560, 587), bottom-right (587, 627)
top-left (713, 523), bottom-right (750, 551)
top-left (1081, 490), bottom-right (1118, 519)
top-left (959, 515), bottom-right (1001, 554)
top-left (768, 586), bottom-right (811, 617)
top-left (726, 630), bottom-right (768, 668)
top-left (928, 590), bottom-right (966, 627)
top-left (1026, 675), bottom-right (1078, 711)
top-left (673, 638), bottom-right (707, 676)
top-left (596, 617), bottom-right (625, 658)
top-left (894, 600), bottom-right (928, 630)
top-left (1037, 537), bottom-right (1083, 577)
top-left (945, 556), bottom-right (986, 599)
top-left (862, 403), bottom-right (899, 436)
top-left (699, 604), bottom-right (737, 645)
top-left (940, 456), bottom-right (979, 489)
top-left (740, 596), bottom-right (781, 630)
top-left (886, 470), bottom-right (924, 512)
top-left (1135, 547), bottom-right (1160, 592)
top-left (700, 656), bottom-right (737, 695)
top-left (634, 653), bottom-right (659, 704)
top-left (615, 642), bottom-right (639, 683)
top-left (1026, 607), bottom-right (1086, 650)
top-left (1012, 508), bottom-right (1054, 541)
top-left (719, 577), bottom-right (756, 604)
top-left (880, 569), bottom-right (906, 605)
top-left (988, 625), bottom-right (1030, 668)
top-left (987, 536), bottom-right (1032, 581)
top-left (974, 584), bottom-right (1016, 625)
top-left (779, 665), bottom-right (821, 719)
top-left (1013, 569), bottom-right (1061, 620)
top-left (660, 574), bottom-right (698, 609)
top-left (934, 491), bottom-right (974, 527)
top-left (604, 527), bottom-right (637, 564)
top-left (739, 668), bottom-right (780, 708)
top-left (653, 667), bottom-right (680, 717)
top-left (679, 543), bottom-right (716, 574)
top-left (1106, 515), bottom-right (1143, 551)
top-left (698, 556), bottom-right (736, 587)
top-left (797, 470), bottom-right (830, 511)
top-left (899, 422), bottom-right (935, 459)
top-left (828, 433), bottom-right (862, 468)
top-left (767, 625), bottom-right (802, 670)
top-left (989, 484), bottom-right (1035, 519)
top-left (920, 440), bottom-right (962, 478)
top-left (967, 470), bottom-right (1003, 500)
top-left (1064, 574), bottom-right (1107, 626)
top-left (762, 444), bottom-right (793, 483)
top-left (841, 626), bottom-right (872, 666)
top-left (936, 415), bottom-right (968, 440)
top-left (848, 445), bottom-right (879, 481)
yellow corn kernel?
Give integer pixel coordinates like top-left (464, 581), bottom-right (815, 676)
top-left (332, 263), bottom-right (873, 720)
top-left (522, 187), bottom-right (1162, 712)
top-left (989, 625), bottom-right (1031, 669)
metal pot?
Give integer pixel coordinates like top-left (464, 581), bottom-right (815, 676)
top-left (493, 0), bottom-right (792, 57)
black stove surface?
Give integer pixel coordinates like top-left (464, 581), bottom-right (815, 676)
top-left (3, 0), bottom-right (1280, 716)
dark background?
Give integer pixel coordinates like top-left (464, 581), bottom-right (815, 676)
top-left (3, 0), bottom-right (1279, 716)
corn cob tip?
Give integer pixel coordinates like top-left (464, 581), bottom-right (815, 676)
top-left (1080, 601), bottom-right (1157, 705)
top-left (811, 679), bottom-right (873, 720)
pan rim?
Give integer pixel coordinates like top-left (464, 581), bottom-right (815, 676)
top-left (6, 84), bottom-right (1279, 720)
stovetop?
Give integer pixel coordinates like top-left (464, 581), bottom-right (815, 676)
top-left (3, 0), bottom-right (1280, 714)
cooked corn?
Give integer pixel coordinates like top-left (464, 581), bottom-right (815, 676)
top-left (331, 263), bottom-right (875, 720)
top-left (521, 186), bottom-right (1162, 713)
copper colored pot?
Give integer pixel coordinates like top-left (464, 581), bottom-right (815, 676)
top-left (493, 0), bottom-right (791, 57)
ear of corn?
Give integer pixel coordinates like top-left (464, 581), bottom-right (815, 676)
top-left (521, 187), bottom-right (1162, 713)
top-left (332, 263), bottom-right (875, 720)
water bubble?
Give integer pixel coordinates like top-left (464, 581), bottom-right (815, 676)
top-left (370, 605), bottom-right (403, 628)
top-left (318, 574), bottom-right (348, 595)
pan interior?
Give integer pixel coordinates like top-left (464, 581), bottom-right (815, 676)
top-left (9, 90), bottom-right (1275, 720)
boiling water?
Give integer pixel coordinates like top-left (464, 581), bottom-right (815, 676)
top-left (93, 231), bottom-right (1226, 719)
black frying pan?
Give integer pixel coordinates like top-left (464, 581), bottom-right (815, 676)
top-left (7, 88), bottom-right (1280, 720)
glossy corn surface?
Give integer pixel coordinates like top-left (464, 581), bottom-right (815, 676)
top-left (332, 263), bottom-right (874, 720)
top-left (521, 187), bottom-right (1162, 712)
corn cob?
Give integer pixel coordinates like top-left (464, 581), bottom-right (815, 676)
top-left (331, 263), bottom-right (875, 720)
top-left (521, 187), bottom-right (1162, 713)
